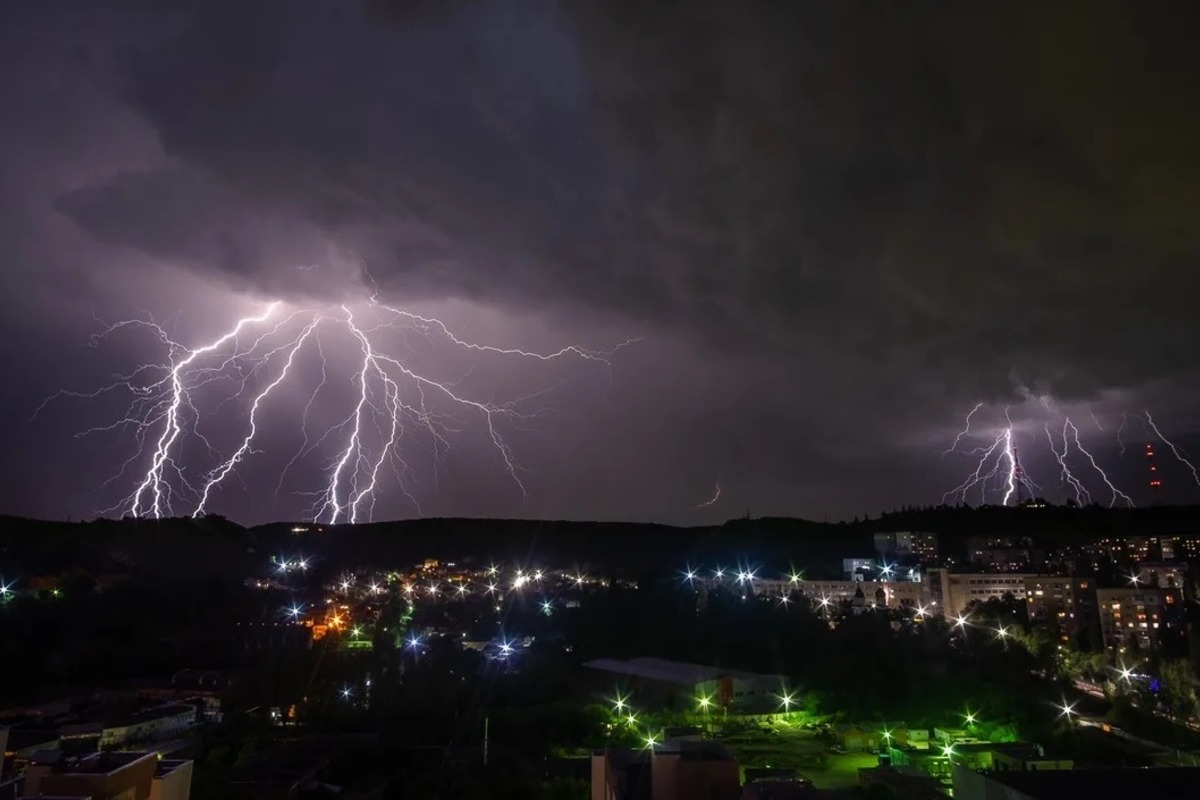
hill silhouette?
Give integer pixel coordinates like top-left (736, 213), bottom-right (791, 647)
top-left (4, 503), bottom-right (1200, 580)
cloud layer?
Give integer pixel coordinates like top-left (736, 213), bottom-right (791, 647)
top-left (3, 0), bottom-right (1200, 522)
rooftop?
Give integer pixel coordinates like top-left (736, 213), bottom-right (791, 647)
top-left (583, 657), bottom-right (781, 686)
top-left (595, 739), bottom-right (734, 764)
top-left (31, 750), bottom-right (156, 775)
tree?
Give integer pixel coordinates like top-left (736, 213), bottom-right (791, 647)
top-left (1157, 660), bottom-right (1199, 724)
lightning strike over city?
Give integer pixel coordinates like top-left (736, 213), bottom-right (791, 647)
top-left (941, 402), bottom-right (1199, 508)
top-left (36, 292), bottom-right (630, 524)
top-left (943, 408), bottom-right (1040, 506)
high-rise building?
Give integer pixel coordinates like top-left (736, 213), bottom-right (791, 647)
top-left (874, 531), bottom-right (939, 563)
top-left (1096, 587), bottom-right (1185, 653)
top-left (1024, 576), bottom-right (1097, 644)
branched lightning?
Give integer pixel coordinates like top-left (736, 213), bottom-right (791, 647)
top-left (941, 402), bottom-right (983, 458)
top-left (1144, 411), bottom-right (1200, 487)
top-left (1045, 422), bottom-right (1092, 506)
top-left (194, 316), bottom-right (322, 516)
top-left (943, 401), bottom-right (1197, 507)
top-left (1062, 418), bottom-right (1134, 507)
top-left (39, 295), bottom-right (626, 522)
top-left (942, 407), bottom-right (1040, 506)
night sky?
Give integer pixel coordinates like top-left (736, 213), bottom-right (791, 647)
top-left (2, 0), bottom-right (1199, 525)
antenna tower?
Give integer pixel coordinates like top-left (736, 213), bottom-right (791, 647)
top-left (1146, 443), bottom-right (1162, 494)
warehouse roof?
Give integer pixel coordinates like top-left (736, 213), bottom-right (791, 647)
top-left (583, 657), bottom-right (781, 686)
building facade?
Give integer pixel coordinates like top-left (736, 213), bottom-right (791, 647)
top-left (874, 531), bottom-right (939, 563)
top-left (22, 750), bottom-right (192, 800)
top-left (926, 569), bottom-right (1032, 616)
top-left (1023, 576), bottom-right (1097, 644)
top-left (1096, 587), bottom-right (1185, 653)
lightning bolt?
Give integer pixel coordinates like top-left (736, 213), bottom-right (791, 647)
top-left (942, 402), bottom-right (983, 458)
top-left (1062, 417), bottom-right (1134, 507)
top-left (696, 478), bottom-right (721, 508)
top-left (39, 294), bottom-right (626, 522)
top-left (1045, 422), bottom-right (1092, 506)
top-left (943, 408), bottom-right (1039, 506)
top-left (1145, 411), bottom-right (1200, 487)
top-left (194, 316), bottom-right (322, 516)
top-left (131, 303), bottom-right (281, 518)
top-left (943, 403), bottom-right (1193, 508)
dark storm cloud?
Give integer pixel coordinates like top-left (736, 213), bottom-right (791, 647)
top-left (53, 0), bottom-right (1200, 405)
top-left (8, 0), bottom-right (1200, 523)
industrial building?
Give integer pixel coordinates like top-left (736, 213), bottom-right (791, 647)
top-left (591, 740), bottom-right (740, 800)
top-left (19, 750), bottom-right (192, 800)
top-left (952, 764), bottom-right (1200, 800)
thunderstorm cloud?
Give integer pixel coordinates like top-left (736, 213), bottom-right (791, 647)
top-left (2, 0), bottom-right (1200, 522)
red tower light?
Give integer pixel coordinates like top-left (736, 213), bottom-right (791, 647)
top-left (1146, 444), bottom-right (1161, 493)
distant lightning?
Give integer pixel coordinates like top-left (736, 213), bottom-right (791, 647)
top-left (1062, 418), bottom-right (1134, 507)
top-left (194, 316), bottom-right (322, 516)
top-left (1045, 422), bottom-right (1092, 506)
top-left (132, 303), bottom-right (281, 518)
top-left (39, 292), bottom-right (627, 522)
top-left (943, 407), bottom-right (1039, 506)
top-left (941, 403), bottom-right (983, 458)
top-left (696, 478), bottom-right (722, 508)
top-left (1144, 411), bottom-right (1200, 487)
top-left (943, 401), bottom-right (1197, 508)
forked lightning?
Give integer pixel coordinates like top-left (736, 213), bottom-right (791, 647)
top-left (943, 403), bottom-right (1197, 507)
top-left (37, 299), bottom-right (632, 523)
